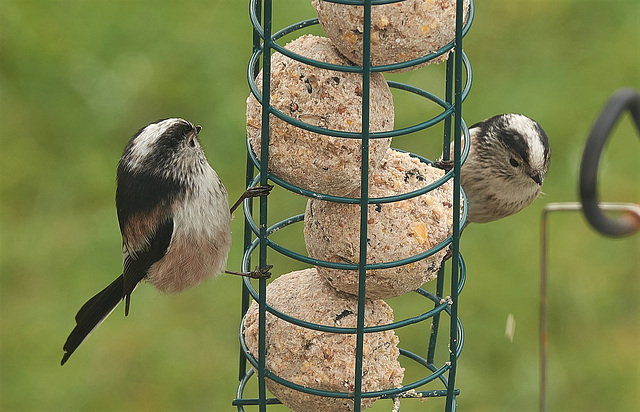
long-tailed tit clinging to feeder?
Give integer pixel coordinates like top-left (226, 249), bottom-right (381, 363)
top-left (61, 118), bottom-right (272, 365)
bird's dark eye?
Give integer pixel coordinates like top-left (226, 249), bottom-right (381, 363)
top-left (509, 157), bottom-right (519, 167)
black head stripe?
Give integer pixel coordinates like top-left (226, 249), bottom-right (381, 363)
top-left (533, 121), bottom-right (551, 159)
top-left (474, 114), bottom-right (534, 161)
top-left (469, 114), bottom-right (510, 144)
top-left (154, 121), bottom-right (195, 154)
top-left (497, 129), bottom-right (530, 161)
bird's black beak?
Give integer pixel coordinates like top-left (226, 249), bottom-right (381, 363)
top-left (195, 125), bottom-right (202, 135)
top-left (529, 172), bottom-right (543, 185)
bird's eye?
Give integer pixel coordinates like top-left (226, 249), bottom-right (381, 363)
top-left (509, 157), bottom-right (519, 167)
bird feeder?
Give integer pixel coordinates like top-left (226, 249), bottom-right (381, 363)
top-left (234, 1), bottom-right (473, 410)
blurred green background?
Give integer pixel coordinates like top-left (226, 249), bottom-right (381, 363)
top-left (1, 0), bottom-right (638, 411)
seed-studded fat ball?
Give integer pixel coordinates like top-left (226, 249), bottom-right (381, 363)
top-left (304, 149), bottom-right (457, 299)
top-left (246, 35), bottom-right (393, 196)
top-left (312, 0), bottom-right (470, 71)
top-left (243, 268), bottom-right (404, 412)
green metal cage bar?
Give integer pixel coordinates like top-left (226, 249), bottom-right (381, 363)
top-left (445, 0), bottom-right (468, 407)
top-left (237, 0), bottom-right (473, 410)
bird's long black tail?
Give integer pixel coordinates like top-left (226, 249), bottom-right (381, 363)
top-left (61, 275), bottom-right (127, 365)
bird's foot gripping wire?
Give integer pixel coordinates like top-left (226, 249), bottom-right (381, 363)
top-left (244, 185), bottom-right (274, 198)
top-left (432, 159), bottom-right (454, 172)
top-left (230, 185), bottom-right (274, 214)
top-left (225, 265), bottom-right (273, 280)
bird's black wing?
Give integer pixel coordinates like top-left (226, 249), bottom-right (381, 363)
top-left (122, 218), bottom-right (174, 315)
top-left (61, 218), bottom-right (174, 365)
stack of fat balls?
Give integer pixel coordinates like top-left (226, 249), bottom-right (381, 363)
top-left (243, 1), bottom-right (478, 411)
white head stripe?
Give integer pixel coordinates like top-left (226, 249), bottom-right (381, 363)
top-left (507, 114), bottom-right (547, 170)
top-left (126, 118), bottom-right (188, 169)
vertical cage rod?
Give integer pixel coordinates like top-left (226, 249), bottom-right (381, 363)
top-left (353, 2), bottom-right (373, 410)
top-left (257, 0), bottom-right (273, 410)
top-left (427, 44), bottom-right (456, 367)
top-left (442, 55), bottom-right (455, 160)
top-left (241, 0), bottom-right (264, 385)
top-left (239, 156), bottom-right (255, 381)
top-left (445, 0), bottom-right (466, 409)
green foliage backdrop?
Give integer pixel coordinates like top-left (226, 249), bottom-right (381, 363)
top-left (1, 0), bottom-right (638, 411)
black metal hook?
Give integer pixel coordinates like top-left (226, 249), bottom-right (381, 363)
top-left (579, 87), bottom-right (640, 237)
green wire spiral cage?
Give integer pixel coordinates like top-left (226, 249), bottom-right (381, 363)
top-left (234, 1), bottom-right (474, 410)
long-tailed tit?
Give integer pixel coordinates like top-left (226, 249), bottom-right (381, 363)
top-left (61, 118), bottom-right (271, 365)
top-left (436, 113), bottom-right (550, 223)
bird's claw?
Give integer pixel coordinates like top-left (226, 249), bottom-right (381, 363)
top-left (441, 247), bottom-right (454, 263)
top-left (246, 265), bottom-right (273, 279)
top-left (230, 185), bottom-right (274, 214)
top-left (225, 265), bottom-right (273, 279)
top-left (244, 185), bottom-right (274, 198)
top-left (433, 159), bottom-right (454, 172)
